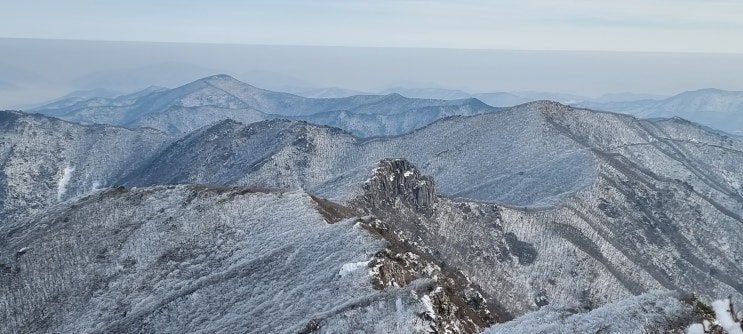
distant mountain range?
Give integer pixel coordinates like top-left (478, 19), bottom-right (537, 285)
top-left (4, 95), bottom-right (743, 332)
top-left (32, 75), bottom-right (743, 138)
top-left (358, 87), bottom-right (743, 136)
top-left (576, 88), bottom-right (743, 135)
top-left (377, 87), bottom-right (532, 107)
top-left (377, 87), bottom-right (743, 136)
top-left (31, 75), bottom-right (498, 137)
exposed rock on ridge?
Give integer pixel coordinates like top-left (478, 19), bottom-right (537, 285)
top-left (362, 159), bottom-right (436, 215)
top-left (350, 156), bottom-right (743, 332)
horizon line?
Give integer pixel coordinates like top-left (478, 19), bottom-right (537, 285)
top-left (3, 36), bottom-right (743, 56)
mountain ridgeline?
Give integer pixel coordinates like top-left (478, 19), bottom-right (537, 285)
top-left (3, 79), bottom-right (743, 333)
top-left (575, 88), bottom-right (743, 135)
top-left (32, 74), bottom-right (498, 137)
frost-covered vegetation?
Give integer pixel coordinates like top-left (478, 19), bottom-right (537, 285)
top-left (483, 292), bottom-right (692, 334)
top-left (3, 92), bottom-right (743, 333)
top-left (0, 186), bottom-right (442, 333)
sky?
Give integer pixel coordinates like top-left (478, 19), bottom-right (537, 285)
top-left (2, 0), bottom-right (743, 53)
top-left (1, 1), bottom-right (743, 108)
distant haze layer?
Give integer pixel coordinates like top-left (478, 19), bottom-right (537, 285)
top-left (2, 38), bottom-right (743, 108)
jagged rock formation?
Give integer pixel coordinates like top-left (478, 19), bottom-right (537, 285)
top-left (350, 156), bottom-right (743, 331)
top-left (360, 159), bottom-right (436, 215)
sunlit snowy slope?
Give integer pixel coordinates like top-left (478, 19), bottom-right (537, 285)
top-left (3, 96), bottom-right (743, 333)
top-left (1, 185), bottom-right (451, 333)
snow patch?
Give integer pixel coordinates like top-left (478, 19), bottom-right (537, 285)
top-left (686, 323), bottom-right (704, 334)
top-left (16, 247), bottom-right (30, 255)
top-left (421, 295), bottom-right (436, 320)
top-left (403, 170), bottom-right (414, 177)
top-left (338, 261), bottom-right (370, 277)
top-left (57, 166), bottom-right (75, 201)
top-left (712, 299), bottom-right (743, 334)
top-left (395, 297), bottom-right (405, 323)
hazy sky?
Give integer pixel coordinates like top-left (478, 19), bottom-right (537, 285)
top-left (2, 0), bottom-right (743, 53)
top-left (1, 1), bottom-right (743, 108)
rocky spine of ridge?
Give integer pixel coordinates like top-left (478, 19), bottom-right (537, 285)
top-left (349, 157), bottom-right (743, 332)
top-left (361, 159), bottom-right (436, 215)
top-left (350, 158), bottom-right (515, 332)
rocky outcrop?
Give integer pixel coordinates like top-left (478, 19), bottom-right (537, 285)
top-left (351, 156), bottom-right (743, 332)
top-left (361, 158), bottom-right (436, 215)
top-left (352, 159), bottom-right (516, 331)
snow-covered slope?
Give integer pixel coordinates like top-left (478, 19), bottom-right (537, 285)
top-left (348, 149), bottom-right (743, 319)
top-left (32, 75), bottom-right (499, 137)
top-left (482, 292), bottom-right (693, 334)
top-left (121, 102), bottom-right (596, 207)
top-left (4, 100), bottom-right (743, 332)
top-left (114, 103), bottom-right (743, 323)
top-left (0, 185), bottom-right (450, 333)
top-left (0, 110), bottom-right (173, 223)
top-left (577, 88), bottom-right (743, 135)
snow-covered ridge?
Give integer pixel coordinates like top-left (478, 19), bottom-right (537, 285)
top-left (352, 156), bottom-right (743, 331)
top-left (4, 95), bottom-right (743, 332)
top-left (0, 185), bottom-right (442, 333)
top-left (0, 110), bottom-right (174, 223)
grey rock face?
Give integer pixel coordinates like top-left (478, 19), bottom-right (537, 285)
top-left (360, 158), bottom-right (436, 214)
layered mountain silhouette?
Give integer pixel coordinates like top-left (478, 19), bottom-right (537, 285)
top-left (32, 75), bottom-right (498, 137)
top-left (34, 75), bottom-right (743, 139)
top-left (577, 88), bottom-right (743, 135)
top-left (378, 87), bottom-right (532, 107)
top-left (3, 82), bottom-right (743, 333)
